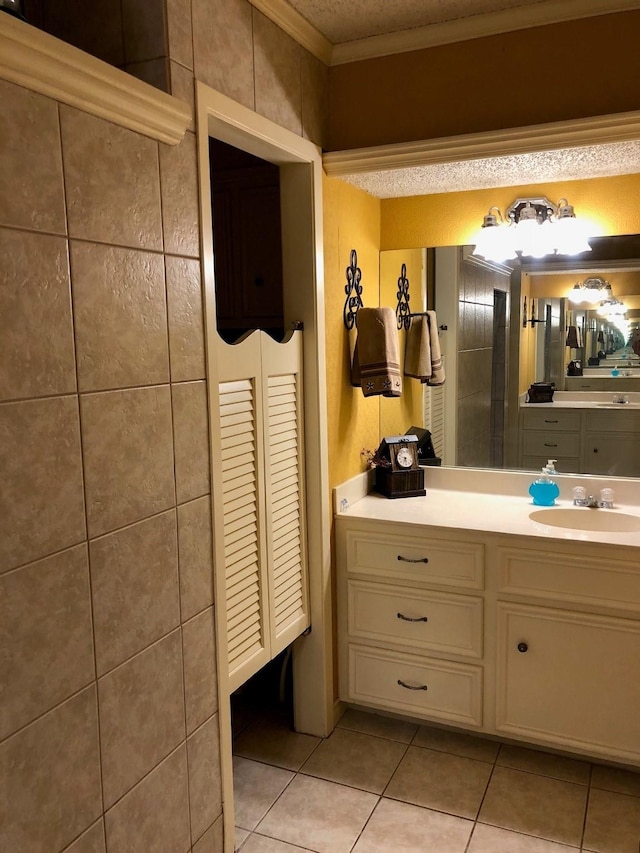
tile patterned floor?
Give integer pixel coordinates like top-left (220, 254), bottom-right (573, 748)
top-left (232, 707), bottom-right (640, 853)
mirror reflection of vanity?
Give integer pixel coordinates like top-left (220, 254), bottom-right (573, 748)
top-left (380, 235), bottom-right (640, 478)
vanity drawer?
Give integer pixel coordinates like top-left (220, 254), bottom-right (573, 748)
top-left (585, 410), bottom-right (640, 433)
top-left (521, 431), bottom-right (579, 458)
top-left (347, 580), bottom-right (483, 658)
top-left (345, 531), bottom-right (484, 590)
top-left (347, 644), bottom-right (483, 726)
top-left (522, 410), bottom-right (581, 431)
top-left (498, 546), bottom-right (640, 612)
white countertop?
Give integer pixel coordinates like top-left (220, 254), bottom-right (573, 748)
top-left (520, 391), bottom-right (640, 410)
top-left (334, 468), bottom-right (640, 549)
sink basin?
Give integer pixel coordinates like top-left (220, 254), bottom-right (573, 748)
top-left (529, 508), bottom-right (640, 533)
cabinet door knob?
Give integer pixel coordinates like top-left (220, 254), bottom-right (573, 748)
top-left (397, 679), bottom-right (428, 691)
top-left (397, 612), bottom-right (428, 623)
top-left (397, 555), bottom-right (429, 564)
top-left (517, 642), bottom-right (528, 653)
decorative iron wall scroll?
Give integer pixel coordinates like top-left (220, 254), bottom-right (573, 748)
top-left (343, 248), bottom-right (363, 329)
top-left (395, 263), bottom-right (410, 330)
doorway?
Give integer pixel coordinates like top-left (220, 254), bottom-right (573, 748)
top-left (195, 83), bottom-right (334, 852)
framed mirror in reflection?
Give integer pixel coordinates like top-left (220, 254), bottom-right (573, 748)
top-left (380, 235), bottom-right (640, 478)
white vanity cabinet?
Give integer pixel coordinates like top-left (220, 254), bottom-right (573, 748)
top-left (336, 513), bottom-right (640, 766)
top-left (519, 408), bottom-right (581, 473)
top-left (336, 522), bottom-right (485, 728)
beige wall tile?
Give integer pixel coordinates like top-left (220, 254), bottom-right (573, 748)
top-left (192, 815), bottom-right (224, 852)
top-left (172, 380), bottom-right (211, 503)
top-left (90, 511), bottom-right (180, 675)
top-left (0, 544), bottom-right (94, 739)
top-left (169, 61), bottom-right (195, 129)
top-left (81, 386), bottom-right (175, 537)
top-left (0, 80), bottom-right (66, 233)
top-left (301, 49), bottom-right (329, 148)
top-left (187, 714), bottom-right (223, 841)
top-left (43, 0), bottom-right (125, 66)
top-left (122, 0), bottom-right (167, 64)
top-left (182, 607), bottom-right (218, 734)
top-left (177, 495), bottom-right (214, 621)
top-left (98, 629), bottom-right (186, 807)
top-left (159, 131), bottom-right (201, 258)
top-left (0, 396), bottom-right (85, 572)
top-left (123, 58), bottom-right (170, 93)
top-left (166, 255), bottom-right (205, 381)
top-left (61, 821), bottom-right (105, 853)
top-left (253, 11), bottom-right (302, 137)
top-left (0, 687), bottom-right (102, 853)
top-left (0, 229), bottom-right (76, 400)
top-left (71, 241), bottom-right (169, 392)
top-left (60, 107), bottom-right (163, 251)
top-left (167, 0), bottom-right (194, 69)
top-left (192, 0), bottom-right (254, 109)
top-left (105, 745), bottom-right (190, 853)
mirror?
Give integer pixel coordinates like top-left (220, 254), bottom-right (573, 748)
top-left (381, 235), bottom-right (640, 477)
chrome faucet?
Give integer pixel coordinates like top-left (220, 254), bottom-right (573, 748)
top-left (572, 487), bottom-right (614, 509)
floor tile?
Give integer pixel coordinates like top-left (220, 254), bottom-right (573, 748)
top-left (233, 716), bottom-right (321, 771)
top-left (583, 787), bottom-right (640, 853)
top-left (301, 727), bottom-right (406, 793)
top-left (233, 757), bottom-right (294, 831)
top-left (337, 708), bottom-right (418, 744)
top-left (413, 725), bottom-right (500, 763)
top-left (467, 823), bottom-right (578, 852)
top-left (590, 764), bottom-right (640, 798)
top-left (256, 774), bottom-right (378, 853)
top-left (352, 797), bottom-right (472, 852)
top-left (240, 835), bottom-right (312, 852)
top-left (235, 827), bottom-right (249, 849)
top-left (479, 765), bottom-right (587, 847)
top-left (384, 745), bottom-right (493, 819)
top-left (497, 744), bottom-right (590, 785)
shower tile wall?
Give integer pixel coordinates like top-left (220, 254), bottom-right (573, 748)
top-left (1, 2), bottom-right (329, 850)
top-left (456, 258), bottom-right (510, 468)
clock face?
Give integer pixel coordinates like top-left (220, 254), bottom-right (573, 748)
top-left (395, 446), bottom-right (414, 469)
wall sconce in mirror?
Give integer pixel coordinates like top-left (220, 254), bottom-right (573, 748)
top-left (567, 276), bottom-right (612, 304)
top-left (471, 196), bottom-right (593, 264)
top-left (396, 263), bottom-right (411, 330)
top-left (343, 248), bottom-right (363, 330)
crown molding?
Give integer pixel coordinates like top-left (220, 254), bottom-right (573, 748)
top-left (323, 111), bottom-right (640, 176)
top-left (249, 0), bottom-right (333, 65)
top-left (330, 0), bottom-right (640, 65)
top-left (0, 13), bottom-right (191, 145)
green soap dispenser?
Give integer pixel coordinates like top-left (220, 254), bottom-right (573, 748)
top-left (529, 459), bottom-right (560, 506)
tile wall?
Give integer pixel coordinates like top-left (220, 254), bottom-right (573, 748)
top-left (1, 1), bottom-right (328, 850)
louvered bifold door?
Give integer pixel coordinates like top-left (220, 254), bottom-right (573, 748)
top-left (218, 333), bottom-right (270, 693)
top-left (261, 331), bottom-right (310, 656)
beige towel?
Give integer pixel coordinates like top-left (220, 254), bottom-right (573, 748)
top-left (404, 315), bottom-right (431, 381)
top-left (404, 311), bottom-right (445, 385)
top-left (351, 307), bottom-right (402, 397)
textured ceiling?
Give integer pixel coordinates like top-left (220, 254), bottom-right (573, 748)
top-left (286, 0), bottom-right (548, 43)
top-left (337, 141), bottom-right (640, 198)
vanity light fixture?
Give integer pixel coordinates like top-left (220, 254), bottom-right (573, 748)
top-left (597, 297), bottom-right (627, 317)
top-left (567, 277), bottom-right (612, 305)
top-left (471, 196), bottom-right (593, 263)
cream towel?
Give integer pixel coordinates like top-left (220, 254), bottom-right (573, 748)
top-left (351, 307), bottom-right (402, 397)
top-left (404, 311), bottom-right (445, 385)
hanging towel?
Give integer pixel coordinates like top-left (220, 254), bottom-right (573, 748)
top-left (404, 314), bottom-right (432, 381)
top-left (425, 311), bottom-right (445, 386)
top-left (565, 326), bottom-right (580, 348)
top-left (351, 307), bottom-right (402, 397)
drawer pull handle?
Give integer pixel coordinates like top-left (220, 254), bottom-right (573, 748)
top-left (397, 555), bottom-right (429, 564)
top-left (544, 419), bottom-right (559, 423)
top-left (543, 443), bottom-right (558, 448)
top-left (517, 642), bottom-right (528, 653)
top-left (397, 612), bottom-right (428, 623)
top-left (397, 679), bottom-right (428, 691)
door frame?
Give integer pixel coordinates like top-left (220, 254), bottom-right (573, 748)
top-left (195, 82), bottom-right (334, 851)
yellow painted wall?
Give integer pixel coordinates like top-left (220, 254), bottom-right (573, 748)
top-left (323, 183), bottom-right (425, 489)
top-left (380, 174), bottom-right (640, 250)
